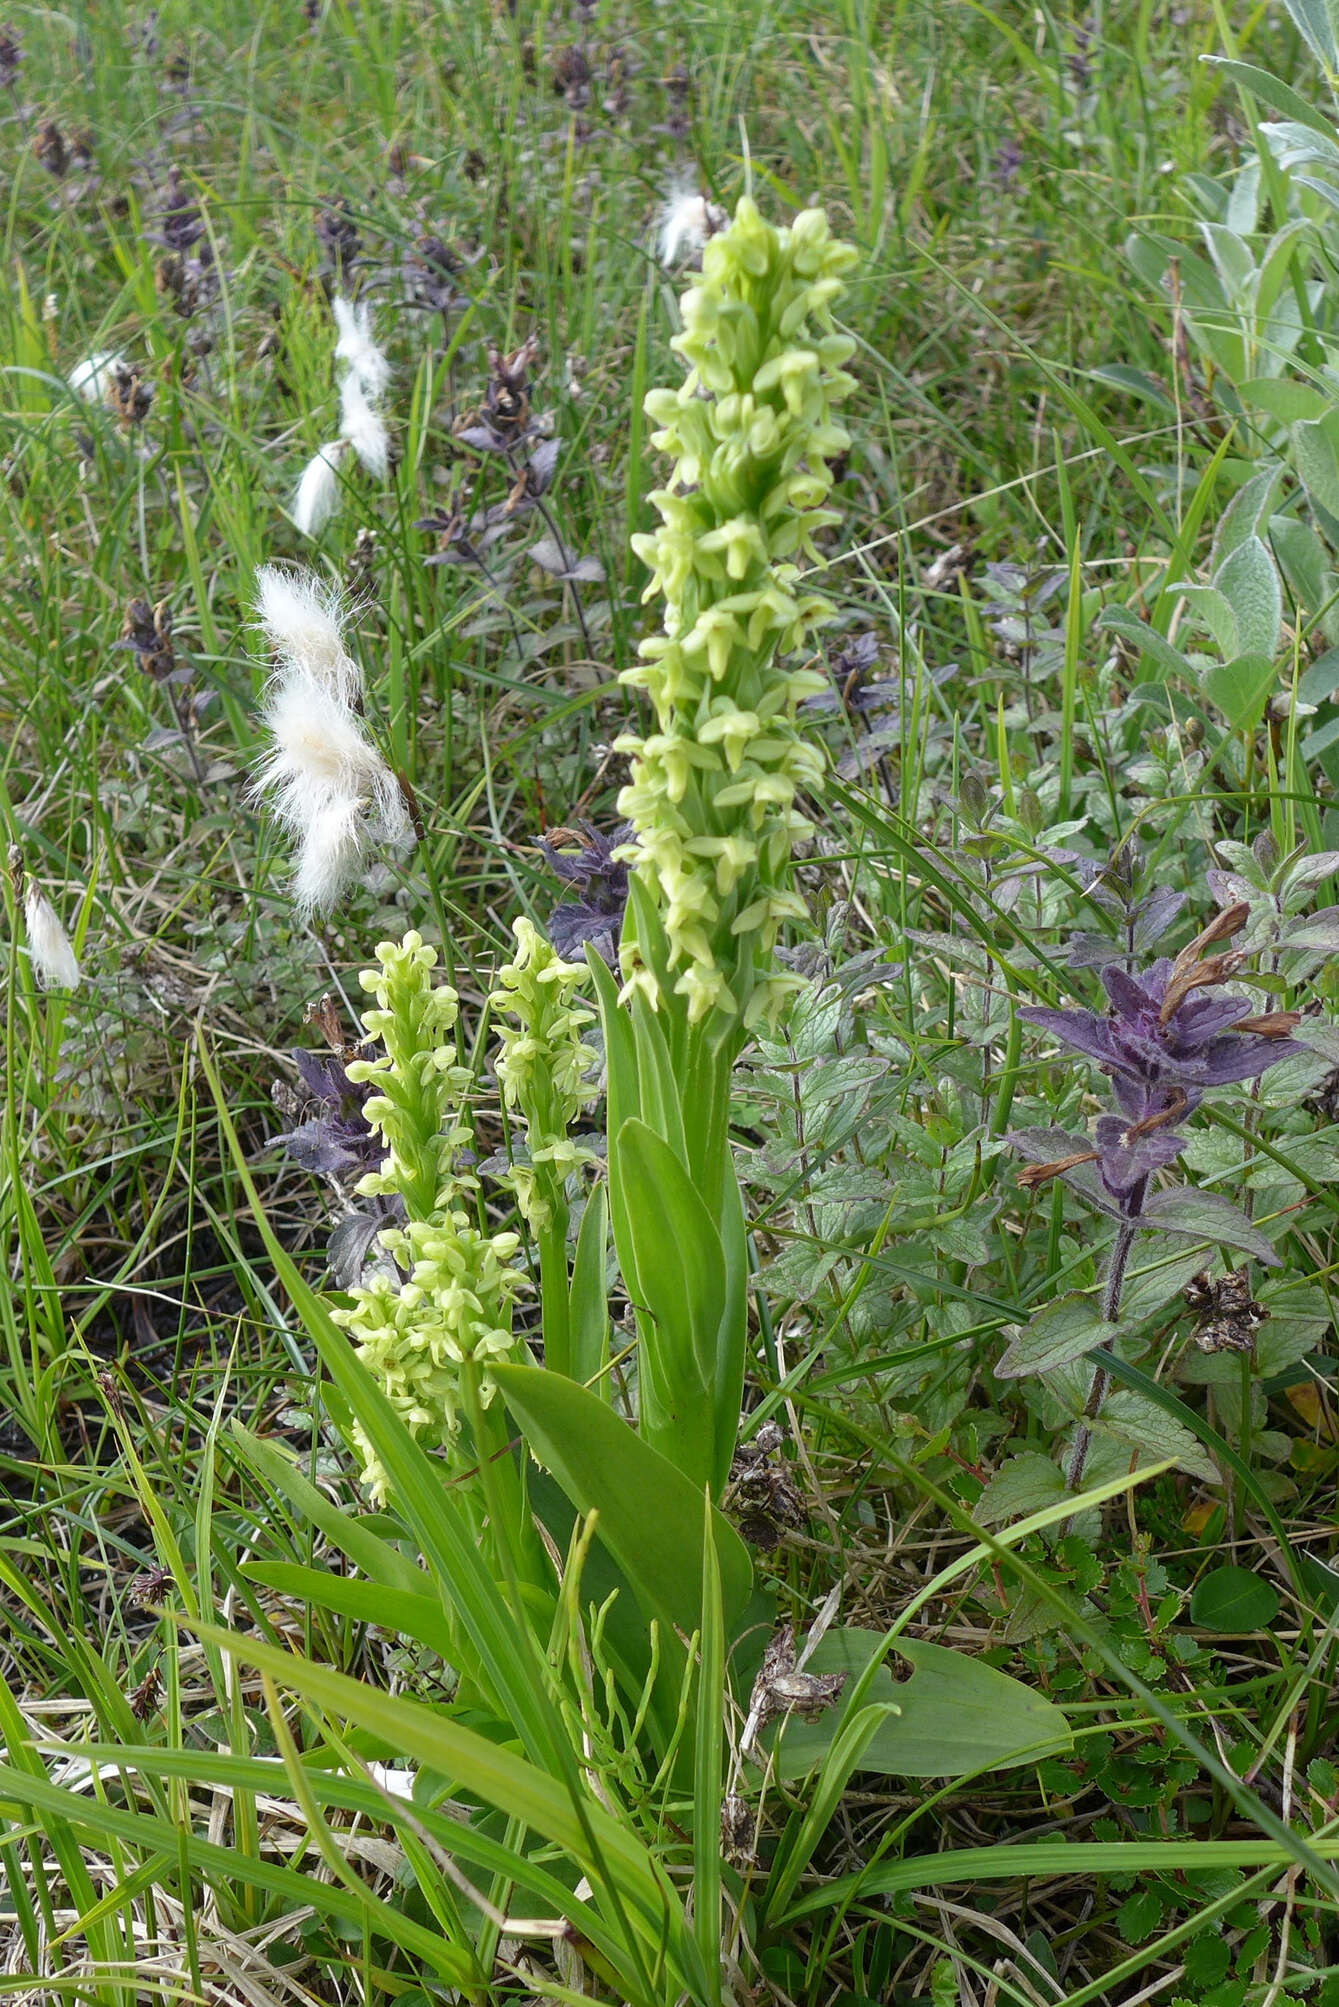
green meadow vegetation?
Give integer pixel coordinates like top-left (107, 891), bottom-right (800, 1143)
top-left (4, 0), bottom-right (1339, 2001)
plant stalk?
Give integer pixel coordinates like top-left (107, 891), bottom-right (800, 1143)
top-left (1066, 1201), bottom-right (1141, 1496)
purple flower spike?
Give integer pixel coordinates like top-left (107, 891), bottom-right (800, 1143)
top-left (274, 1037), bottom-right (387, 1183)
top-left (1014, 904), bottom-right (1302, 1207)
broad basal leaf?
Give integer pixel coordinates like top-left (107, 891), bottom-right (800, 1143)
top-left (974, 1452), bottom-right (1068, 1527)
top-left (1202, 652), bottom-right (1278, 732)
top-left (764, 1631), bottom-right (1071, 1782)
top-left (491, 1363), bottom-right (753, 1642)
top-left (1213, 536), bottom-right (1281, 660)
top-left (1091, 1390), bottom-right (1220, 1485)
top-left (1190, 1564), bottom-right (1281, 1633)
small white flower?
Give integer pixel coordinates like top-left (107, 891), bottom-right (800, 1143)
top-left (251, 668), bottom-right (411, 918)
top-left (23, 885), bottom-right (80, 990)
top-left (657, 186), bottom-right (724, 267)
top-left (253, 563), bottom-right (361, 703)
top-left (68, 351), bottom-right (119, 405)
top-left (332, 296), bottom-right (390, 401)
top-left (290, 441), bottom-right (346, 537)
top-left (339, 375), bottom-right (389, 479)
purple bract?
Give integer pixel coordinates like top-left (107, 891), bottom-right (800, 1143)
top-left (538, 820), bottom-right (630, 967)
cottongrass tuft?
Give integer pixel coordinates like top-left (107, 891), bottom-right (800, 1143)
top-left (250, 569), bottom-right (412, 919)
top-left (332, 296), bottom-right (390, 401)
top-left (338, 374), bottom-right (390, 478)
top-left (657, 184), bottom-right (724, 266)
top-left (290, 441), bottom-right (346, 538)
top-left (23, 884), bottom-right (81, 990)
top-left (253, 563), bottom-right (362, 702)
top-left (68, 351), bottom-right (120, 405)
top-left (289, 297), bottom-right (392, 537)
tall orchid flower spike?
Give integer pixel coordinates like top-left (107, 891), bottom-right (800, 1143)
top-left (489, 917), bottom-right (597, 1231)
top-left (332, 932), bottom-right (522, 1502)
top-left (615, 197), bottom-right (859, 1030)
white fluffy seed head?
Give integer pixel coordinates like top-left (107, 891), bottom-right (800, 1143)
top-left (250, 670), bottom-right (411, 918)
top-left (254, 564), bottom-right (361, 702)
top-left (291, 793), bottom-right (372, 919)
top-left (332, 296), bottom-right (391, 401)
top-left (68, 351), bottom-right (119, 405)
top-left (253, 670), bottom-right (394, 826)
top-left (23, 885), bottom-right (80, 990)
top-left (290, 440), bottom-right (346, 537)
top-left (657, 186), bottom-right (724, 267)
top-left (339, 375), bottom-right (389, 478)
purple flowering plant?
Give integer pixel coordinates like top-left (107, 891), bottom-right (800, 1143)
top-left (274, 1043), bottom-right (385, 1183)
top-left (1008, 903), bottom-right (1303, 1487)
top-left (270, 1004), bottom-right (405, 1288)
top-left (536, 819), bottom-right (631, 967)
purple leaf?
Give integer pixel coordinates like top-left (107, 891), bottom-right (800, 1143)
top-left (1018, 1005), bottom-right (1120, 1068)
top-left (1132, 886), bottom-right (1188, 949)
top-left (1194, 1033), bottom-right (1306, 1084)
top-left (1067, 932), bottom-right (1125, 970)
top-left (528, 438), bottom-right (560, 490)
top-left (327, 1207), bottom-right (399, 1290)
top-left (1008, 1124), bottom-right (1092, 1163)
top-left (529, 532), bottom-right (605, 583)
top-left (271, 1116), bottom-right (371, 1179)
top-left (456, 422), bottom-right (506, 453)
top-left (1092, 1113), bottom-right (1187, 1193)
top-left (1100, 961), bottom-right (1168, 1018)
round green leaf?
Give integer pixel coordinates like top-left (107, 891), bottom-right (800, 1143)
top-left (1189, 1565), bottom-right (1281, 1633)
